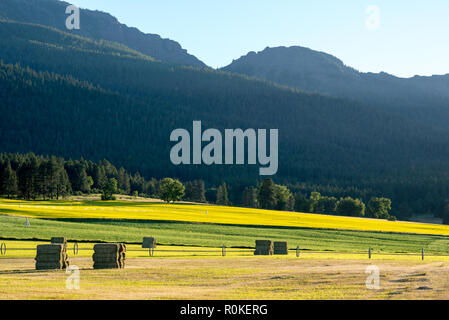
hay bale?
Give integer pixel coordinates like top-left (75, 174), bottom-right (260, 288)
top-left (273, 241), bottom-right (288, 255)
top-left (92, 253), bottom-right (120, 262)
top-left (35, 253), bottom-right (64, 262)
top-left (37, 244), bottom-right (64, 254)
top-left (51, 237), bottom-right (67, 251)
top-left (254, 240), bottom-right (274, 255)
top-left (142, 237), bottom-right (156, 249)
top-left (51, 237), bottom-right (67, 245)
top-left (93, 243), bottom-right (126, 269)
top-left (255, 240), bottom-right (272, 247)
top-left (94, 243), bottom-right (119, 252)
top-left (35, 244), bottom-right (69, 270)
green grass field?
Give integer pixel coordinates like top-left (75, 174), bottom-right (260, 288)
top-left (1, 199), bottom-right (449, 255)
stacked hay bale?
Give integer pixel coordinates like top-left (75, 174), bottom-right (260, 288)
top-left (35, 244), bottom-right (69, 270)
top-left (93, 243), bottom-right (126, 269)
top-left (273, 241), bottom-right (288, 255)
top-left (142, 237), bottom-right (156, 249)
top-left (254, 240), bottom-right (274, 255)
top-left (51, 237), bottom-right (67, 250)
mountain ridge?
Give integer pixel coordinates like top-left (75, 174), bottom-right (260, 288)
top-left (0, 0), bottom-right (207, 68)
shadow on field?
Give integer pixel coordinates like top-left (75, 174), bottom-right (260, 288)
top-left (0, 267), bottom-right (95, 275)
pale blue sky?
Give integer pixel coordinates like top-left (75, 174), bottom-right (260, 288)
top-left (68, 0), bottom-right (449, 77)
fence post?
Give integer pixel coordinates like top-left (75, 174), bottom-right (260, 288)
top-left (368, 247), bottom-right (371, 259)
top-left (222, 245), bottom-right (226, 257)
top-left (422, 248), bottom-right (424, 260)
top-left (296, 246), bottom-right (300, 258)
top-left (73, 242), bottom-right (79, 256)
top-left (0, 242), bottom-right (5, 256)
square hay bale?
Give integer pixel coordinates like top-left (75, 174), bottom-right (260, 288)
top-left (92, 252), bottom-right (120, 262)
top-left (94, 243), bottom-right (120, 253)
top-left (93, 243), bottom-right (126, 269)
top-left (51, 237), bottom-right (67, 245)
top-left (35, 253), bottom-right (64, 262)
top-left (255, 240), bottom-right (272, 247)
top-left (35, 244), bottom-right (69, 270)
top-left (93, 262), bottom-right (121, 269)
top-left (273, 241), bottom-right (288, 255)
top-left (254, 240), bottom-right (274, 255)
top-left (37, 244), bottom-right (64, 254)
top-left (51, 237), bottom-right (67, 251)
top-left (142, 237), bottom-right (156, 249)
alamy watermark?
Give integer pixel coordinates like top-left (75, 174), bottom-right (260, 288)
top-left (365, 5), bottom-right (381, 30)
top-left (66, 265), bottom-right (80, 290)
top-left (65, 5), bottom-right (80, 30)
top-left (170, 121), bottom-right (278, 175)
top-left (365, 265), bottom-right (380, 290)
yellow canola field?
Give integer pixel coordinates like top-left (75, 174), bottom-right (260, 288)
top-left (1, 199), bottom-right (449, 236)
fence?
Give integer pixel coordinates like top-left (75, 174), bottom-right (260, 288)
top-left (0, 241), bottom-right (443, 260)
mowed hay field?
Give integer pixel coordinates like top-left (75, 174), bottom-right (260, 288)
top-left (2, 257), bottom-right (449, 299)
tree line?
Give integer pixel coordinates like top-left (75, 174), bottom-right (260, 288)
top-left (0, 153), bottom-right (395, 221)
top-left (0, 153), bottom-right (159, 200)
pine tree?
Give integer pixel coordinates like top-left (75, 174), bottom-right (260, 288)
top-left (56, 168), bottom-right (71, 199)
top-left (118, 167), bottom-right (130, 194)
top-left (193, 180), bottom-right (206, 203)
top-left (216, 182), bottom-right (230, 206)
top-left (2, 162), bottom-right (18, 199)
top-left (257, 179), bottom-right (276, 209)
top-left (184, 181), bottom-right (195, 201)
top-left (130, 172), bottom-right (146, 195)
top-left (95, 165), bottom-right (107, 190)
top-left (17, 155), bottom-right (39, 200)
top-left (242, 186), bottom-right (258, 208)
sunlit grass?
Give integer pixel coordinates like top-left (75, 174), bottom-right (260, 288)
top-left (1, 256), bottom-right (448, 300)
top-left (2, 199), bottom-right (449, 236)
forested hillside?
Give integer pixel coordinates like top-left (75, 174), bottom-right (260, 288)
top-left (1, 20), bottom-right (449, 218)
top-left (0, 0), bottom-right (206, 68)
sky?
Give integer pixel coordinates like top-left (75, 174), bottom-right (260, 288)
top-left (67, 0), bottom-right (449, 78)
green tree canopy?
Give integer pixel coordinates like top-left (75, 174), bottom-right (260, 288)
top-left (336, 197), bottom-right (366, 217)
top-left (367, 197), bottom-right (392, 219)
top-left (159, 178), bottom-right (185, 203)
top-left (102, 178), bottom-right (118, 201)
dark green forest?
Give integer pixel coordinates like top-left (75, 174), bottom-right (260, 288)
top-left (1, 19), bottom-right (449, 219)
top-left (0, 152), bottom-right (395, 221)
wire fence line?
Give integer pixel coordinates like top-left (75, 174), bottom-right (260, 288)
top-left (0, 241), bottom-right (447, 260)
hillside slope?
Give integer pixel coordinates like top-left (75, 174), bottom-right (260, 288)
top-left (0, 0), bottom-right (207, 68)
top-left (222, 46), bottom-right (449, 130)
